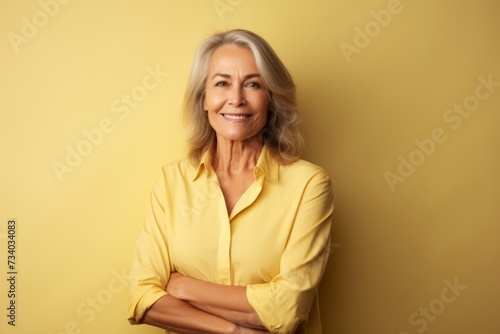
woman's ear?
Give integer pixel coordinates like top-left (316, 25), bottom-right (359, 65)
top-left (202, 100), bottom-right (207, 111)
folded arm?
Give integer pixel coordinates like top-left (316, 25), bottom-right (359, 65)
top-left (141, 293), bottom-right (268, 334)
top-left (166, 272), bottom-right (266, 330)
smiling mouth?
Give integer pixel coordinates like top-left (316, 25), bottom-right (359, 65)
top-left (222, 114), bottom-right (252, 120)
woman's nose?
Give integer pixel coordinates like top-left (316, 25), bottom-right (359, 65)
top-left (229, 86), bottom-right (246, 106)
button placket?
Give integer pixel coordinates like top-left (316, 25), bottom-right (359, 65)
top-left (216, 183), bottom-right (231, 285)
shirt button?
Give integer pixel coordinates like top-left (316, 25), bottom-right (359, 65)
top-left (221, 249), bottom-right (227, 255)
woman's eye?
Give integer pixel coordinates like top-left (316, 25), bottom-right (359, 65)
top-left (247, 82), bottom-right (261, 88)
top-left (215, 81), bottom-right (228, 87)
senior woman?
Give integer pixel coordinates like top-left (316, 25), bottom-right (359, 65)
top-left (127, 29), bottom-right (334, 334)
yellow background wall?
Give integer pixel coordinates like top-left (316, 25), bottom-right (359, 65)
top-left (1, 1), bottom-right (499, 333)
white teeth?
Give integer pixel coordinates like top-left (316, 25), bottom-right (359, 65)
top-left (223, 114), bottom-right (249, 119)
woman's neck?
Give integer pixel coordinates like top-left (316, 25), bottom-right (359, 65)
top-left (212, 136), bottom-right (263, 177)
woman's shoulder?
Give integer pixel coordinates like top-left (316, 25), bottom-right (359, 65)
top-left (158, 156), bottom-right (197, 180)
top-left (280, 158), bottom-right (330, 180)
top-left (150, 158), bottom-right (199, 195)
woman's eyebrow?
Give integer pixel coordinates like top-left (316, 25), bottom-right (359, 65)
top-left (211, 73), bottom-right (261, 80)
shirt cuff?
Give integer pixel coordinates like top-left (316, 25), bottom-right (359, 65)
top-left (246, 283), bottom-right (299, 334)
top-left (128, 289), bottom-right (168, 324)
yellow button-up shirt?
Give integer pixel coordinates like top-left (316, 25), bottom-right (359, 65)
top-left (128, 145), bottom-right (334, 334)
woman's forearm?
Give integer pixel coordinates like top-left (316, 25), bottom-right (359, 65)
top-left (141, 294), bottom-right (241, 334)
top-left (167, 273), bottom-right (265, 329)
top-left (189, 301), bottom-right (265, 330)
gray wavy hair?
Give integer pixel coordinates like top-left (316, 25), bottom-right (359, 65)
top-left (183, 29), bottom-right (304, 164)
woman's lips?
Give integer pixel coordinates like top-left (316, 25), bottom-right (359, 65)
top-left (222, 114), bottom-right (252, 120)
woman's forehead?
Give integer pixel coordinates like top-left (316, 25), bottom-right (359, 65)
top-left (208, 45), bottom-right (258, 75)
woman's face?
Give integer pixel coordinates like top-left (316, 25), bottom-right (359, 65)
top-left (203, 44), bottom-right (269, 144)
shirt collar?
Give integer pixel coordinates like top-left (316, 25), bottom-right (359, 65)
top-left (192, 149), bottom-right (213, 181)
top-left (254, 144), bottom-right (279, 183)
top-left (191, 144), bottom-right (279, 183)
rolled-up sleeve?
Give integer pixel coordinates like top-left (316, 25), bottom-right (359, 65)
top-left (128, 172), bottom-right (171, 324)
top-left (246, 171), bottom-right (334, 334)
